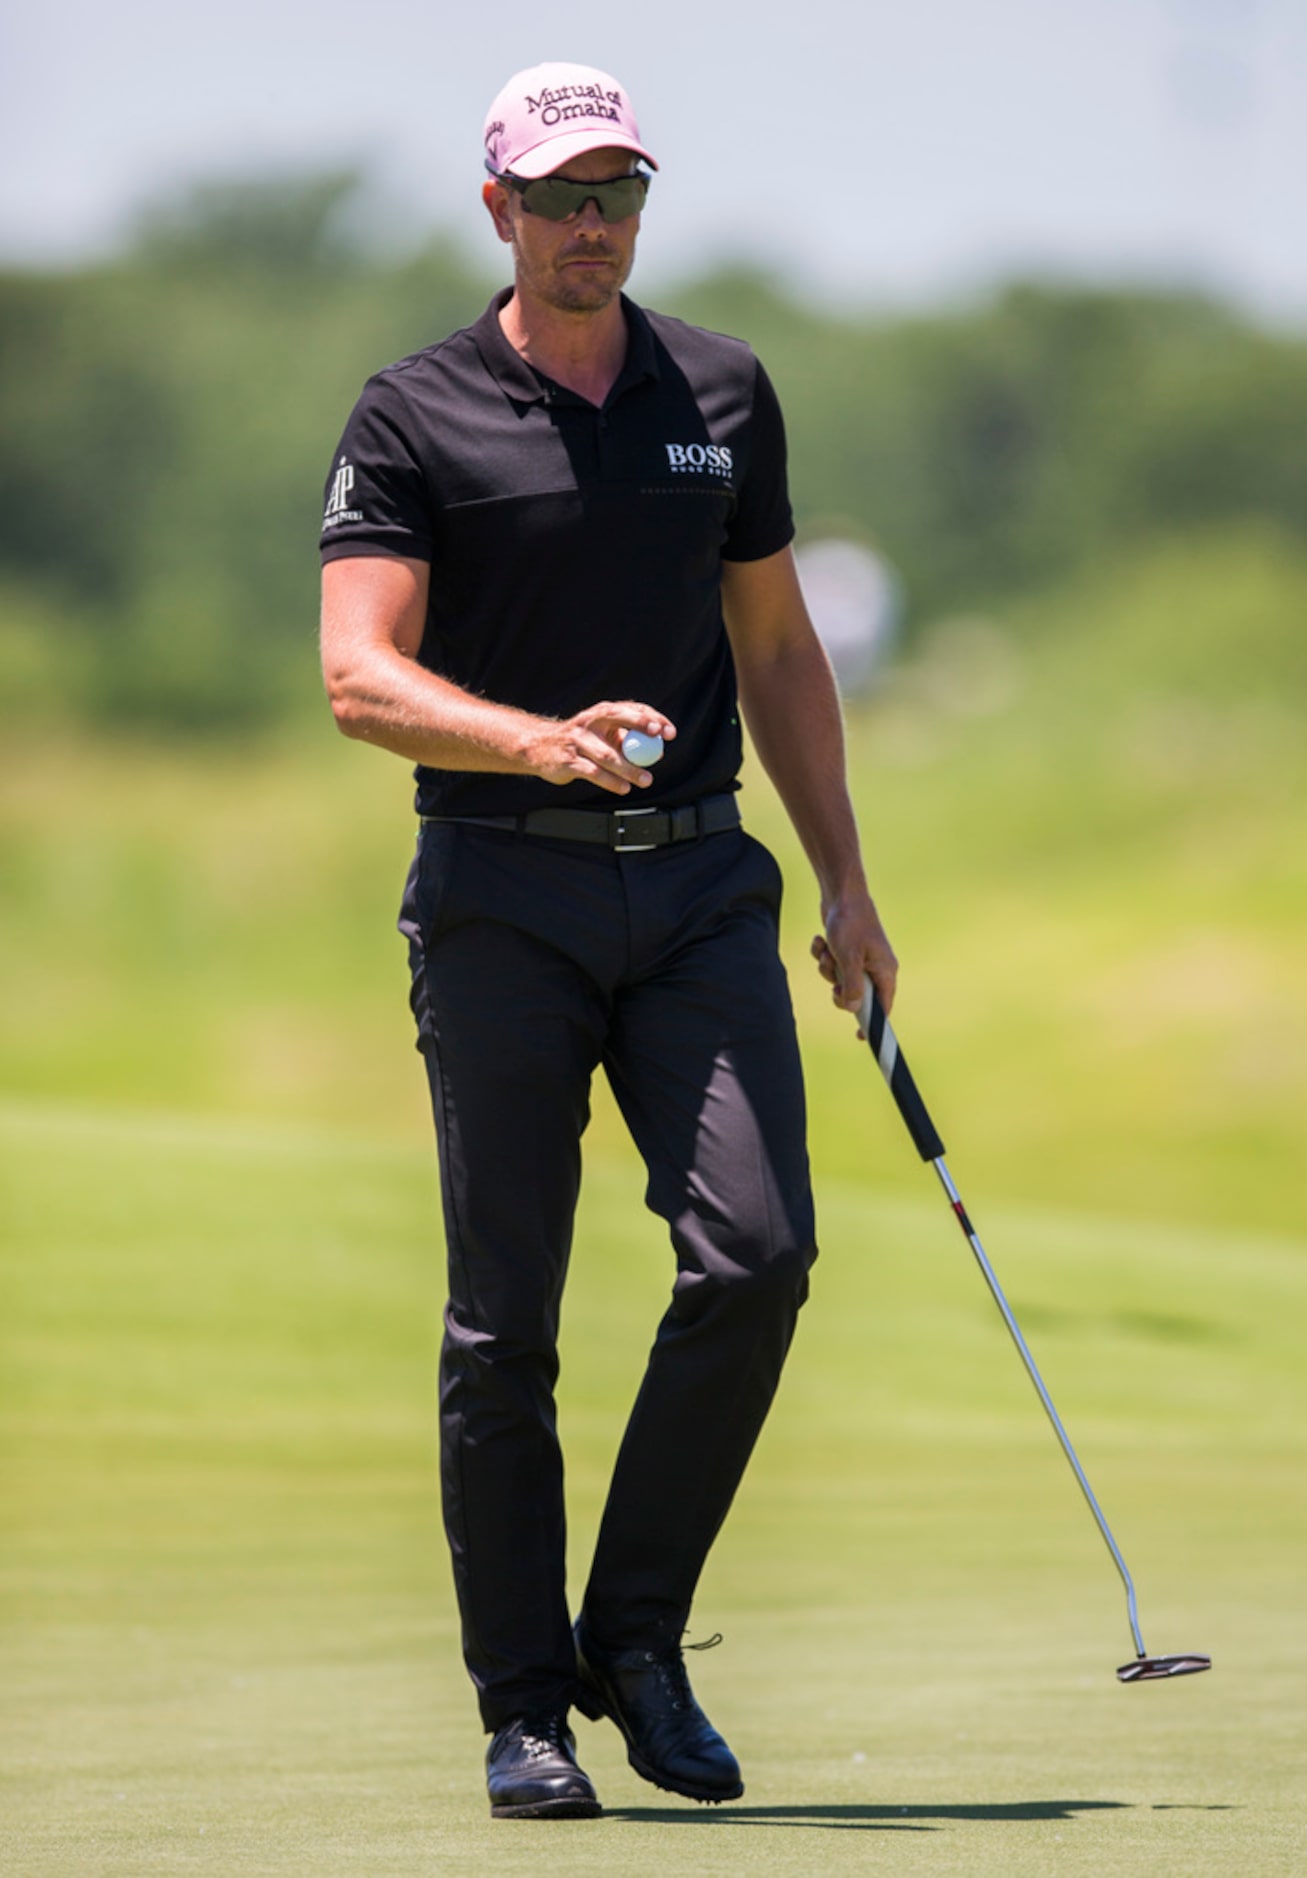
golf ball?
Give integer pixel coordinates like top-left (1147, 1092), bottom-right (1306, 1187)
top-left (621, 729), bottom-right (664, 767)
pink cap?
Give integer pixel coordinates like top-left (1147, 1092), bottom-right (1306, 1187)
top-left (483, 62), bottom-right (658, 180)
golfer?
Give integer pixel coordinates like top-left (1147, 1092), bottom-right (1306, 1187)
top-left (319, 60), bottom-right (897, 1820)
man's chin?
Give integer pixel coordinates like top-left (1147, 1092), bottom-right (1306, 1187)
top-left (549, 273), bottom-right (624, 314)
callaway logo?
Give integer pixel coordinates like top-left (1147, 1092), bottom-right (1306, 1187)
top-left (323, 457), bottom-right (362, 528)
top-left (525, 82), bottom-right (623, 127)
top-left (664, 442), bottom-right (733, 480)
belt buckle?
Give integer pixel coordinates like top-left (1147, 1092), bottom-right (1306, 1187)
top-left (611, 805), bottom-right (659, 852)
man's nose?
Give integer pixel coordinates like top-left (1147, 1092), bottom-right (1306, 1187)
top-left (571, 197), bottom-right (608, 234)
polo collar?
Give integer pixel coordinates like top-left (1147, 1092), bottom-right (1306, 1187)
top-left (473, 288), bottom-right (660, 408)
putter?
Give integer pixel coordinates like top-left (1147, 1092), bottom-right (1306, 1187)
top-left (856, 976), bottom-right (1211, 1684)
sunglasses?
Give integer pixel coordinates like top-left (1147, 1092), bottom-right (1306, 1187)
top-left (496, 170), bottom-right (651, 224)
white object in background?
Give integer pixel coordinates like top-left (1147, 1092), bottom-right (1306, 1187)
top-left (794, 538), bottom-right (901, 698)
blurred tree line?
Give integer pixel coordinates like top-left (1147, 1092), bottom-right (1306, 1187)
top-left (2, 171), bottom-right (1305, 733)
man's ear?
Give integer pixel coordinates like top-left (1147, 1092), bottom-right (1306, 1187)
top-left (482, 179), bottom-right (514, 246)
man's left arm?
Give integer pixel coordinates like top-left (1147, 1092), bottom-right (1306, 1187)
top-left (721, 545), bottom-right (898, 1017)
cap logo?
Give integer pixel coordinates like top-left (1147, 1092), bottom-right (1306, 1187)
top-left (525, 82), bottom-right (623, 128)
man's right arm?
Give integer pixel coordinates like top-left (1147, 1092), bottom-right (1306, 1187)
top-left (320, 555), bottom-right (674, 795)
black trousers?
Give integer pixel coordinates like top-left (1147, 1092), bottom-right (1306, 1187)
top-left (399, 820), bottom-right (817, 1731)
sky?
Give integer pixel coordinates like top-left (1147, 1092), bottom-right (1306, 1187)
top-left (4, 0), bottom-right (1306, 320)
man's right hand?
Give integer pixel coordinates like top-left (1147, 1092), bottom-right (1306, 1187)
top-left (323, 561), bottom-right (678, 787)
top-left (524, 702), bottom-right (677, 795)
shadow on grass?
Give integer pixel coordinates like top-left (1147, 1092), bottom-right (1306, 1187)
top-left (605, 1799), bottom-right (1131, 1831)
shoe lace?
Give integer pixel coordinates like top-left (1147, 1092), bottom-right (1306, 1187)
top-left (518, 1711), bottom-right (566, 1758)
top-left (644, 1631), bottom-right (724, 1713)
top-left (686, 1631), bottom-right (724, 1652)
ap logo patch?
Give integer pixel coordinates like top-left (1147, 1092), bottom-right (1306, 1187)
top-left (323, 457), bottom-right (363, 527)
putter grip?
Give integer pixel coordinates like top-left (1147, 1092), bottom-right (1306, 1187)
top-left (857, 976), bottom-right (946, 1163)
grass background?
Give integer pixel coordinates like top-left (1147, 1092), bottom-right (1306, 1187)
top-left (3, 529), bottom-right (1306, 1872)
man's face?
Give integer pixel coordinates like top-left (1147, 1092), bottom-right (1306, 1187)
top-left (483, 147), bottom-right (642, 315)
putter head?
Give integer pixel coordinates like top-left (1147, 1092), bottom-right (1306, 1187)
top-left (1117, 1652), bottom-right (1212, 1682)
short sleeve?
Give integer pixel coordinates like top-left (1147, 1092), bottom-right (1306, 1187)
top-left (721, 359), bottom-right (795, 564)
top-left (319, 375), bottom-right (434, 564)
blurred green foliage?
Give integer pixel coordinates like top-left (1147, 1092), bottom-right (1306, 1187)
top-left (0, 175), bottom-right (490, 730)
top-left (2, 171), bottom-right (1305, 731)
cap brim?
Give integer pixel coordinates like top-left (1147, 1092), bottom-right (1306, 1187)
top-left (509, 130), bottom-right (658, 179)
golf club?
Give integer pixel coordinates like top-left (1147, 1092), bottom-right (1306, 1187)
top-left (856, 975), bottom-right (1211, 1684)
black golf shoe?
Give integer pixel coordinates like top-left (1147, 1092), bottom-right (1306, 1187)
top-left (485, 1712), bottom-right (602, 1820)
top-left (573, 1619), bottom-right (744, 1803)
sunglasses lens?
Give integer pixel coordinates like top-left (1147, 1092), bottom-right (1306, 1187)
top-left (520, 175), bottom-right (649, 222)
top-left (595, 177), bottom-right (648, 222)
top-left (525, 181), bottom-right (578, 221)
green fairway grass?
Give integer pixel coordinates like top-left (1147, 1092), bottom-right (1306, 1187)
top-left (3, 1101), bottom-right (1305, 1875)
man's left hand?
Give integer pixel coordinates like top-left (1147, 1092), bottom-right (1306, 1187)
top-left (811, 895), bottom-right (898, 1025)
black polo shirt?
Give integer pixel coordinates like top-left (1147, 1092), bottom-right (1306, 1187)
top-left (320, 289), bottom-right (794, 818)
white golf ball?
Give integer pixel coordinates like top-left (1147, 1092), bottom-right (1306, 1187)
top-left (621, 729), bottom-right (664, 767)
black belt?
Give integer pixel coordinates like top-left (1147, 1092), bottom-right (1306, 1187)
top-left (421, 792), bottom-right (740, 852)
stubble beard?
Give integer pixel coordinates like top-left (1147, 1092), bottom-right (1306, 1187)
top-left (513, 233), bottom-right (634, 317)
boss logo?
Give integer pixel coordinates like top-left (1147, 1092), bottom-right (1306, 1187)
top-left (664, 442), bottom-right (733, 477)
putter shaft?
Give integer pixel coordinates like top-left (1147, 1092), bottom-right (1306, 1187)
top-left (928, 1153), bottom-right (1146, 1658)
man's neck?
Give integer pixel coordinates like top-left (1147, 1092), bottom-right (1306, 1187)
top-left (499, 289), bottom-right (629, 407)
